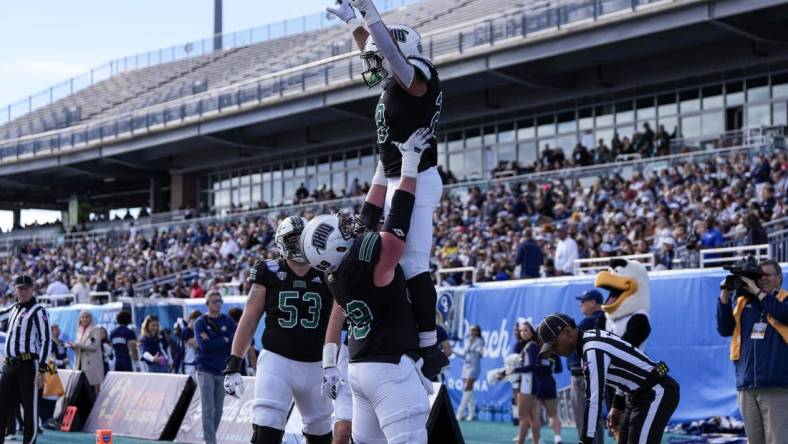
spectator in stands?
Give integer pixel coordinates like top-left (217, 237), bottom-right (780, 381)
top-left (554, 225), bottom-right (578, 276)
top-left (195, 291), bottom-right (236, 444)
top-left (139, 315), bottom-right (171, 373)
top-left (68, 310), bottom-right (105, 393)
top-left (641, 122), bottom-right (655, 157)
top-left (50, 324), bottom-right (69, 369)
top-left (515, 228), bottom-right (543, 279)
top-left (110, 310), bottom-right (138, 372)
top-left (744, 212), bottom-right (769, 246)
top-left (760, 184), bottom-right (777, 221)
top-left (454, 325), bottom-right (484, 421)
top-left (295, 182), bottom-right (309, 202)
top-left (717, 259), bottom-right (788, 444)
top-left (656, 124), bottom-right (671, 156)
top-left (593, 138), bottom-right (612, 164)
top-left (700, 217), bottom-right (725, 250)
top-left (190, 280), bottom-right (206, 299)
top-left (657, 237), bottom-right (676, 270)
top-left (572, 142), bottom-right (593, 167)
top-left (568, 290), bottom-right (604, 443)
top-left (46, 274), bottom-right (69, 296)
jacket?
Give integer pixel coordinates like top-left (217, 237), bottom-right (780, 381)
top-left (195, 313), bottom-right (236, 375)
top-left (717, 289), bottom-right (788, 389)
top-left (73, 325), bottom-right (105, 386)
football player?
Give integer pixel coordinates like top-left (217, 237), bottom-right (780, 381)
top-left (223, 216), bottom-right (334, 444)
top-left (302, 127), bottom-right (434, 443)
top-left (326, 0), bottom-right (447, 378)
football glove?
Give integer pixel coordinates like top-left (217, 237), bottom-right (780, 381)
top-left (224, 372), bottom-right (245, 398)
top-left (326, 0), bottom-right (357, 24)
top-left (396, 127), bottom-right (433, 178)
top-left (321, 366), bottom-right (345, 399)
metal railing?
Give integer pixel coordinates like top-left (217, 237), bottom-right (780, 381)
top-left (436, 266), bottom-right (477, 286)
top-left (0, 0), bottom-right (680, 163)
top-left (699, 244), bottom-right (771, 269)
top-left (0, 0), bottom-right (420, 128)
top-left (573, 253), bottom-right (655, 275)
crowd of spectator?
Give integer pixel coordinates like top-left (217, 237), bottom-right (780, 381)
top-left (0, 143), bottom-right (784, 299)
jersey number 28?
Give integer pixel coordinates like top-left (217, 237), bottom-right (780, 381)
top-left (278, 291), bottom-right (322, 329)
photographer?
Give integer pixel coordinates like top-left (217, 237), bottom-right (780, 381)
top-left (717, 259), bottom-right (788, 444)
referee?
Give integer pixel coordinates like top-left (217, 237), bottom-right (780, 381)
top-left (537, 313), bottom-right (679, 444)
top-left (0, 275), bottom-right (51, 444)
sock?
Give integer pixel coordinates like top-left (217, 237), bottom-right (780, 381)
top-left (406, 271), bottom-right (437, 334)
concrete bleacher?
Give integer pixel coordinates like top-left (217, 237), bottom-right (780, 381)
top-left (0, 0), bottom-right (564, 142)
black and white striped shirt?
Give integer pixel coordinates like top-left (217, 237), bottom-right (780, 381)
top-left (580, 329), bottom-right (658, 439)
top-left (0, 298), bottom-right (51, 368)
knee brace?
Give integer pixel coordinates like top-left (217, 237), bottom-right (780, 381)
top-left (406, 272), bottom-right (437, 332)
top-left (251, 424), bottom-right (285, 444)
top-left (303, 431), bottom-right (333, 444)
top-left (382, 190), bottom-right (415, 241)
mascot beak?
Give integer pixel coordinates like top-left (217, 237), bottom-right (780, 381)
top-left (595, 271), bottom-right (638, 314)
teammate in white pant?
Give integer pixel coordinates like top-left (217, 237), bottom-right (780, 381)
top-left (326, 0), bottom-right (448, 380)
top-left (224, 217), bottom-right (334, 444)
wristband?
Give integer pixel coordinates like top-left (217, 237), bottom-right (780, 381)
top-left (323, 343), bottom-right (339, 368)
top-left (224, 355), bottom-right (243, 374)
top-left (371, 161), bottom-right (387, 187)
top-left (400, 151), bottom-right (421, 178)
top-left (346, 17), bottom-right (363, 32)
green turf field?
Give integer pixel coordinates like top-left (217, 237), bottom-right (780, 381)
top-left (20, 423), bottom-right (688, 443)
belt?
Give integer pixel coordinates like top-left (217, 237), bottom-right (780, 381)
top-left (4, 353), bottom-right (37, 365)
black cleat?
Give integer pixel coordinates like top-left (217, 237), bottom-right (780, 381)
top-left (419, 344), bottom-right (450, 380)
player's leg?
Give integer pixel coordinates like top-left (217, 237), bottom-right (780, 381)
top-left (365, 357), bottom-right (430, 444)
top-left (332, 345), bottom-right (353, 444)
top-left (348, 363), bottom-right (387, 444)
top-left (384, 168), bottom-right (442, 341)
top-left (292, 360), bottom-right (333, 444)
top-left (252, 350), bottom-right (295, 443)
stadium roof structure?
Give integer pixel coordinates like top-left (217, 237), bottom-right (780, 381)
top-left (0, 0), bottom-right (786, 214)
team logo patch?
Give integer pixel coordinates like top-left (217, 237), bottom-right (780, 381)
top-left (266, 261), bottom-right (280, 272)
top-left (312, 276), bottom-right (322, 283)
top-left (312, 223), bottom-right (334, 252)
top-left (277, 272), bottom-right (288, 281)
top-left (393, 228), bottom-right (405, 238)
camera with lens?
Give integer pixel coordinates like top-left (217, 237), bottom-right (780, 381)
top-left (721, 256), bottom-right (764, 299)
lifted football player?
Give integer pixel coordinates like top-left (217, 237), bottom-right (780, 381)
top-left (223, 216), bottom-right (334, 444)
top-left (302, 128), bottom-right (434, 444)
top-left (326, 0), bottom-right (447, 377)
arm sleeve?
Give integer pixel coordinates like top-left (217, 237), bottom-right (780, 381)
top-left (514, 343), bottom-right (539, 373)
top-left (762, 292), bottom-right (788, 324)
top-left (621, 314), bottom-right (651, 348)
top-left (34, 308), bottom-right (51, 368)
top-left (581, 348), bottom-right (610, 441)
top-left (716, 300), bottom-right (736, 337)
top-left (0, 305), bottom-right (13, 323)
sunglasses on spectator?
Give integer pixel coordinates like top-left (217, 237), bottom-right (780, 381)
top-left (209, 299), bottom-right (224, 304)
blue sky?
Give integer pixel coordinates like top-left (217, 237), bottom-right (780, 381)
top-left (0, 0), bottom-right (324, 230)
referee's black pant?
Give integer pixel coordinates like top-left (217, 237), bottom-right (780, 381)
top-left (619, 376), bottom-right (680, 444)
top-left (0, 360), bottom-right (39, 444)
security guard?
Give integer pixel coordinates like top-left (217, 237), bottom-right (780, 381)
top-left (0, 275), bottom-right (51, 444)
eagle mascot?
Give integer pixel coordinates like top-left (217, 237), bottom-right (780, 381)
top-left (594, 258), bottom-right (652, 350)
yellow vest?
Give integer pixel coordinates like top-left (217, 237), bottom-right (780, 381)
top-left (730, 289), bottom-right (788, 361)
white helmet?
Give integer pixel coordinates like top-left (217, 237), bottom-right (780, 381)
top-left (361, 24), bottom-right (423, 87)
top-left (300, 214), bottom-right (364, 272)
top-left (276, 216), bottom-right (308, 263)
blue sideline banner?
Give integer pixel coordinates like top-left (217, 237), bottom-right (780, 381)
top-left (441, 268), bottom-right (781, 422)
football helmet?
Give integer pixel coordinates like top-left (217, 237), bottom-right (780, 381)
top-left (301, 213), bottom-right (365, 272)
top-left (361, 24), bottom-right (423, 87)
top-left (275, 216), bottom-right (308, 263)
